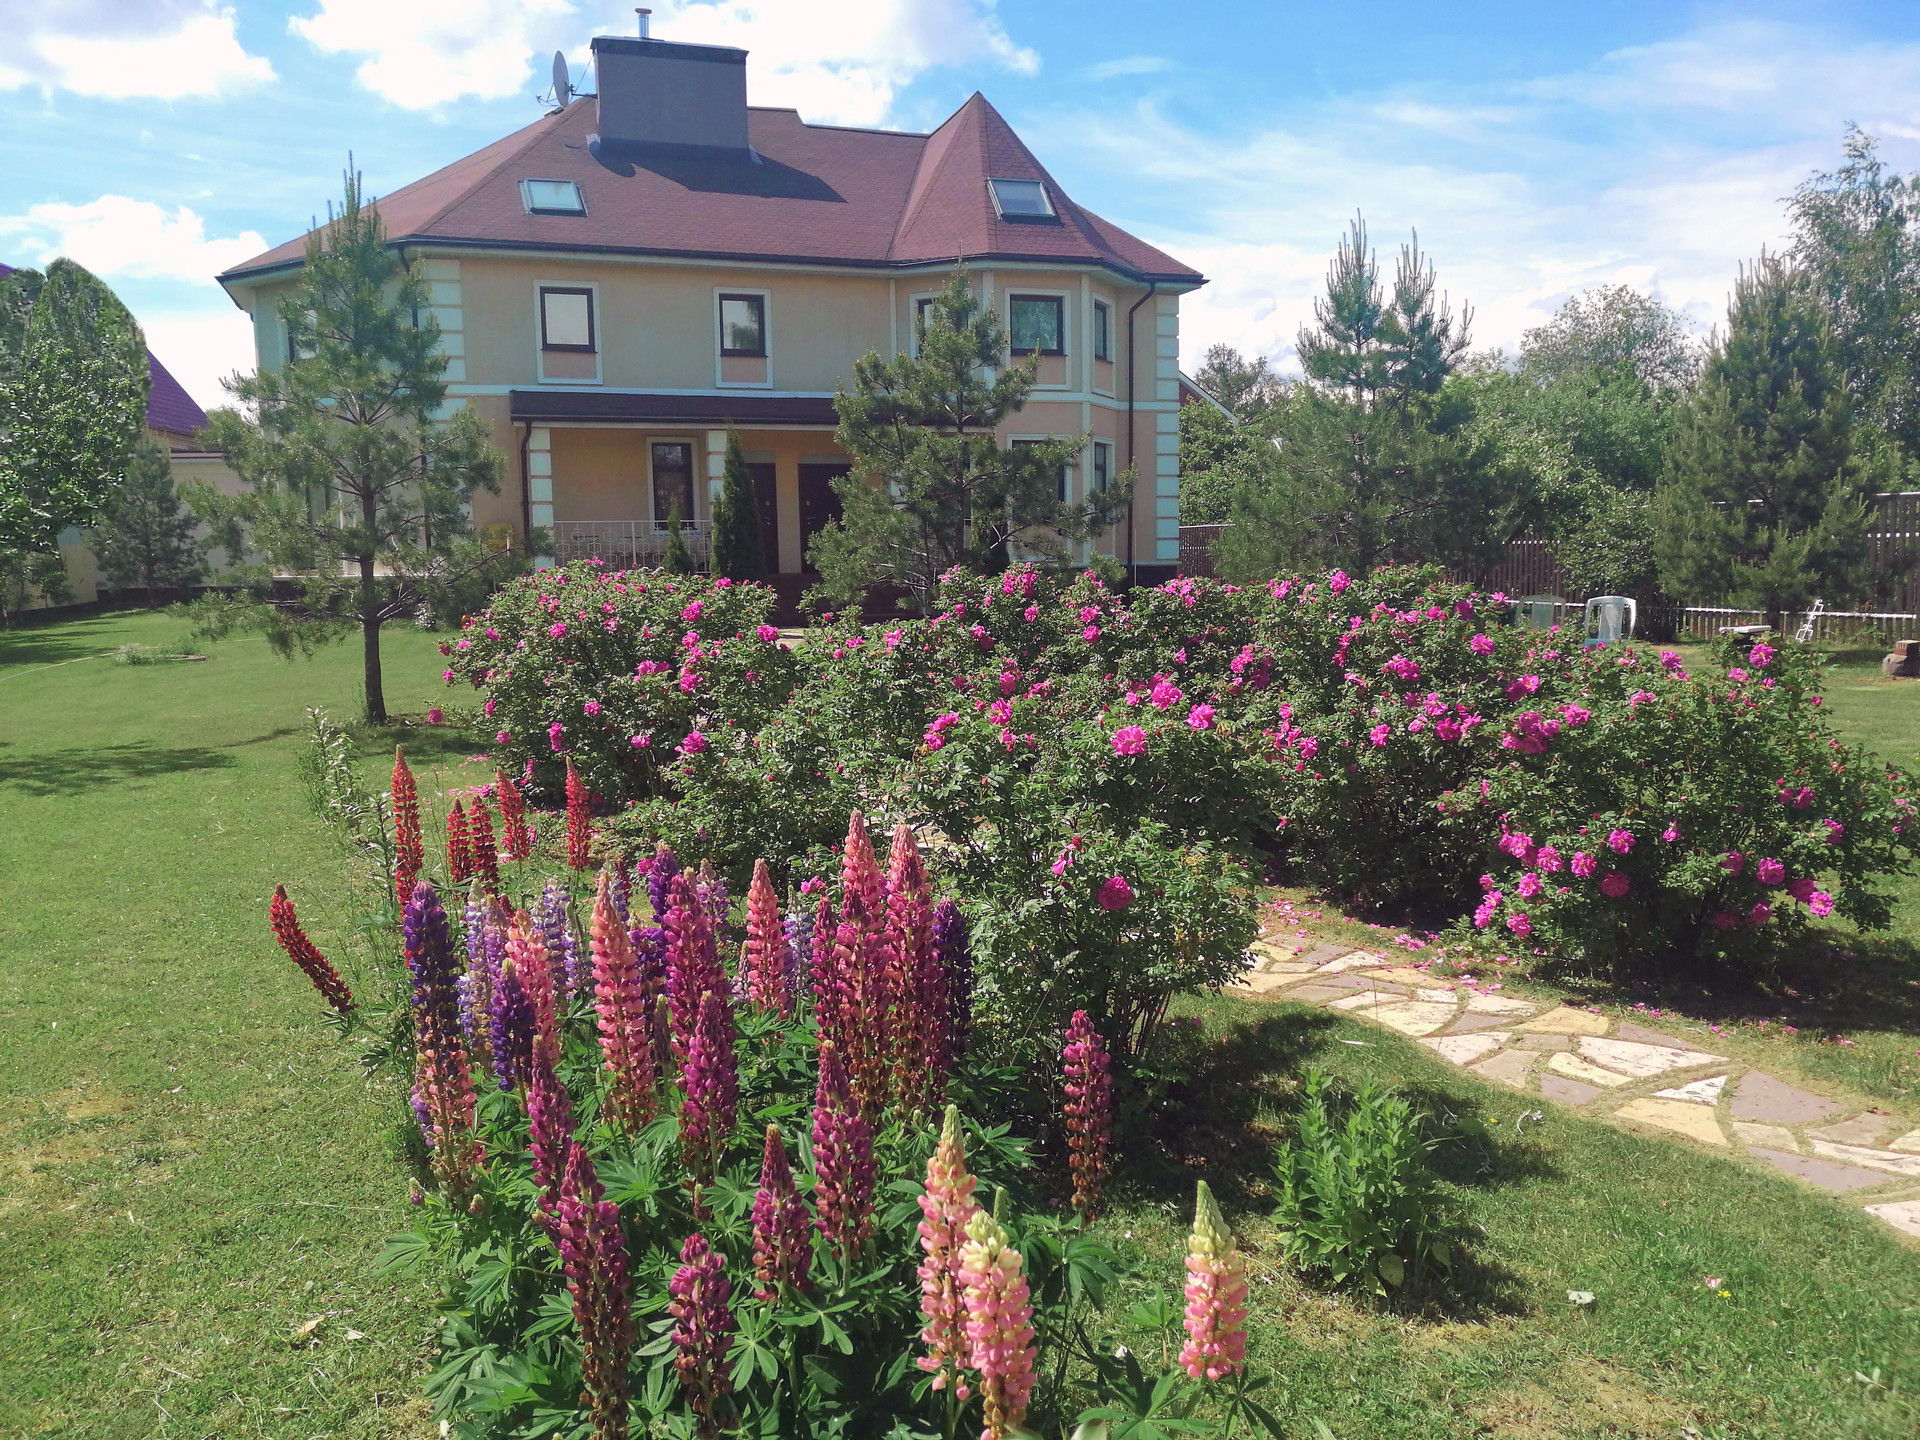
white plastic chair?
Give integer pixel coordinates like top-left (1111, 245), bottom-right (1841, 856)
top-left (1582, 595), bottom-right (1637, 648)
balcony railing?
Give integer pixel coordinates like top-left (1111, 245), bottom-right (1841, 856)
top-left (551, 520), bottom-right (711, 571)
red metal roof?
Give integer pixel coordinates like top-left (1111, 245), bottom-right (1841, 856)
top-left (219, 93), bottom-right (1200, 286)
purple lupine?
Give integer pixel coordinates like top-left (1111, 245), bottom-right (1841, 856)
top-left (457, 885), bottom-right (497, 1077)
top-left (679, 989), bottom-right (739, 1192)
top-left (491, 957), bottom-right (536, 1092)
top-left (811, 1040), bottom-right (875, 1260)
top-left (403, 879), bottom-right (462, 1051)
top-left (750, 1124), bottom-right (812, 1300)
top-left (609, 861), bottom-right (631, 925)
top-left (557, 1142), bottom-right (636, 1440)
top-left (537, 879), bottom-right (580, 1002)
top-left (784, 909), bottom-right (811, 998)
top-left (669, 1231), bottom-right (735, 1439)
top-left (695, 859), bottom-right (730, 942)
top-left (809, 893), bottom-right (839, 1030)
top-left (648, 842), bottom-right (680, 921)
top-left (933, 899), bottom-right (973, 1066)
top-left (526, 1047), bottom-right (575, 1239)
top-left (404, 880), bottom-right (483, 1199)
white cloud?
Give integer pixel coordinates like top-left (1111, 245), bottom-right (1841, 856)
top-left (1029, 19), bottom-right (1920, 375)
top-left (287, 0), bottom-right (1037, 124)
top-left (0, 2), bottom-right (272, 100)
top-left (0, 196), bottom-right (266, 283)
top-left (1081, 55), bottom-right (1170, 82)
top-left (140, 307), bottom-right (256, 412)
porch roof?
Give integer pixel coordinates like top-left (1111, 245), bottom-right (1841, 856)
top-left (509, 390), bottom-right (839, 427)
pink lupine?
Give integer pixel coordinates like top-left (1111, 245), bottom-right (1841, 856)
top-left (592, 871), bottom-right (659, 1133)
top-left (508, 910), bottom-right (560, 1070)
top-left (679, 989), bottom-right (739, 1192)
top-left (525, 1047), bottom-right (574, 1240)
top-left (1062, 1011), bottom-right (1113, 1223)
top-left (811, 1041), bottom-right (875, 1259)
top-left (556, 1142), bottom-right (635, 1440)
top-left (916, 1105), bottom-right (982, 1396)
top-left (886, 822), bottom-right (943, 1111)
top-left (1179, 1179), bottom-right (1248, 1382)
top-left (959, 1201), bottom-right (1038, 1439)
top-left (664, 869), bottom-right (726, 1063)
top-left (743, 858), bottom-right (793, 1017)
top-left (750, 1124), bottom-right (811, 1301)
top-left (669, 1231), bottom-right (733, 1439)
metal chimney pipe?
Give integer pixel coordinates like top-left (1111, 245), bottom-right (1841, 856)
top-left (635, 7), bottom-right (650, 36)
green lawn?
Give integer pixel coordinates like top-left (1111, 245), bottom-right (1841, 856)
top-left (3, 611), bottom-right (1916, 1440)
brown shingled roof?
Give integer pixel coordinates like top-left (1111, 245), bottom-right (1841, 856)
top-left (220, 92), bottom-right (1199, 286)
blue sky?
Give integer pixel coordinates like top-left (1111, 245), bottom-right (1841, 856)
top-left (5, 0), bottom-right (1919, 409)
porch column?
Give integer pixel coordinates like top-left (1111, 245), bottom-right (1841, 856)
top-left (528, 426), bottom-right (554, 569)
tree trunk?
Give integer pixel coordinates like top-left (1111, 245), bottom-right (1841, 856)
top-left (359, 537), bottom-right (386, 723)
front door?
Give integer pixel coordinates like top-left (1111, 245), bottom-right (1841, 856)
top-left (797, 462), bottom-right (849, 574)
top-left (745, 461), bottom-right (779, 574)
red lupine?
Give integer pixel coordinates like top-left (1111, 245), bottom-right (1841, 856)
top-left (592, 870), bottom-right (659, 1133)
top-left (742, 858), bottom-right (792, 1017)
top-left (557, 1142), bottom-right (636, 1440)
top-left (525, 1046), bottom-right (574, 1240)
top-left (1062, 1010), bottom-right (1113, 1223)
top-left (392, 748), bottom-right (423, 908)
top-left (750, 1123), bottom-right (812, 1301)
top-left (268, 884), bottom-right (356, 1012)
top-left (446, 799), bottom-right (472, 885)
top-left (494, 767), bottom-right (533, 863)
top-left (566, 758), bottom-right (592, 870)
top-left (468, 794), bottom-right (502, 897)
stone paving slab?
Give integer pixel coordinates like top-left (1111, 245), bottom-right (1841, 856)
top-left (1748, 1147), bottom-right (1893, 1193)
top-left (1223, 932), bottom-right (1920, 1239)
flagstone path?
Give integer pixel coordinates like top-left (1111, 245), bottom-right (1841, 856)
top-left (1229, 937), bottom-right (1920, 1242)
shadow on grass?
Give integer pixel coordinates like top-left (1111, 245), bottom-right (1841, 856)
top-left (0, 742), bottom-right (238, 797)
top-left (354, 721), bottom-right (489, 768)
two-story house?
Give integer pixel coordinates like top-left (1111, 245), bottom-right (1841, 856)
top-left (215, 26), bottom-right (1204, 588)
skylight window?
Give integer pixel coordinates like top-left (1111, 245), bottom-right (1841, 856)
top-left (521, 179), bottom-right (586, 215)
top-left (988, 177), bottom-right (1054, 221)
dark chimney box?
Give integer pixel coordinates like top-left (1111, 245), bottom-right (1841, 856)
top-left (590, 36), bottom-right (751, 158)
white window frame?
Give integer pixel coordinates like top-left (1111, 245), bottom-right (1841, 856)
top-left (649, 436), bottom-right (700, 529)
top-left (520, 178), bottom-right (587, 215)
top-left (908, 290), bottom-right (938, 357)
top-left (1010, 433), bottom-right (1075, 505)
top-left (1089, 439), bottom-right (1113, 494)
top-left (535, 280), bottom-right (601, 385)
top-left (1006, 287), bottom-right (1072, 389)
top-left (1092, 298), bottom-right (1113, 363)
top-left (987, 177), bottom-right (1055, 220)
top-left (713, 285), bottom-right (772, 388)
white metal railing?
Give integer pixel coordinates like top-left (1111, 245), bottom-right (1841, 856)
top-left (551, 520), bottom-right (712, 571)
top-left (1505, 598), bottom-right (1918, 643)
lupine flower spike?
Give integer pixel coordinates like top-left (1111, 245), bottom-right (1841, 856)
top-left (537, 879), bottom-right (581, 1001)
top-left (811, 1040), bottom-right (876, 1260)
top-left (916, 1105), bottom-right (982, 1397)
top-left (565, 759), bottom-right (593, 870)
top-left (958, 1192), bottom-right (1038, 1440)
top-left (491, 954), bottom-right (536, 1092)
top-left (457, 885), bottom-right (497, 1077)
top-left (494, 768), bottom-right (532, 863)
top-left (508, 910), bottom-right (560, 1070)
top-left (525, 1047), bottom-right (574, 1240)
top-left (468, 795), bottom-right (502, 898)
top-left (557, 1142), bottom-right (636, 1440)
top-left (268, 885), bottom-right (356, 1012)
top-left (669, 1231), bottom-right (735, 1440)
top-left (403, 881), bottom-right (483, 1199)
top-left (679, 990), bottom-right (739, 1192)
top-left (743, 859), bottom-right (793, 1016)
top-left (664, 870), bottom-right (727, 1062)
top-left (1179, 1180), bottom-right (1249, 1382)
top-left (392, 749), bottom-right (423, 908)
top-left (750, 1124), bottom-right (812, 1300)
top-left (933, 899), bottom-right (972, 1067)
top-left (446, 800), bottom-right (472, 885)
top-left (886, 823), bottom-right (939, 1111)
top-left (591, 870), bottom-right (659, 1132)
top-left (1062, 1010), bottom-right (1113, 1223)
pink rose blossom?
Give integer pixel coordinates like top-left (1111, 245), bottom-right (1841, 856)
top-left (1600, 872), bottom-right (1630, 898)
top-left (1506, 912), bottom-right (1533, 937)
top-left (583, 699), bottom-right (601, 717)
top-left (426, 708), bottom-right (444, 725)
top-left (1570, 851), bottom-right (1597, 878)
top-left (1328, 571), bottom-right (1351, 595)
top-left (1607, 829), bottom-right (1634, 854)
top-left (1722, 852), bottom-right (1746, 876)
top-left (680, 731), bottom-right (708, 756)
top-left (1470, 633), bottom-right (1495, 656)
top-left (1188, 704), bottom-right (1217, 731)
top-left (1112, 726), bottom-right (1148, 756)
top-left (756, 624), bottom-right (779, 643)
top-left (1096, 875), bottom-right (1133, 910)
top-left (1749, 902), bottom-right (1772, 926)
top-left (1809, 890), bottom-right (1835, 917)
top-left (1822, 819), bottom-right (1844, 843)
top-left (1757, 857), bottom-right (1785, 885)
top-left (1517, 872), bottom-right (1543, 899)
top-left (1536, 845), bottom-right (1563, 873)
top-left (681, 601), bottom-right (703, 622)
top-left (1369, 724), bottom-right (1391, 746)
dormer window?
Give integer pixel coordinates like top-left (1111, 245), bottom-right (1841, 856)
top-left (989, 177), bottom-right (1054, 221)
top-left (521, 179), bottom-right (586, 215)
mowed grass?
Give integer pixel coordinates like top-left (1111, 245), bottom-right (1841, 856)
top-left (2, 610), bottom-right (1917, 1440)
top-left (0, 609), bottom-right (474, 1438)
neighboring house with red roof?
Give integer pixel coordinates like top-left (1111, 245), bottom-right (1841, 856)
top-left (216, 27), bottom-right (1204, 582)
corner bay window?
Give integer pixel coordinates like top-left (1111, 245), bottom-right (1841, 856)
top-left (1091, 440), bottom-right (1112, 493)
top-left (1093, 299), bottom-right (1112, 362)
top-left (719, 292), bottom-right (766, 357)
top-left (540, 286), bottom-right (595, 351)
top-left (1008, 294), bottom-right (1064, 356)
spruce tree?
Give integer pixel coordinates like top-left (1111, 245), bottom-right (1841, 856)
top-left (94, 438), bottom-right (207, 600)
top-left (662, 500), bottom-right (695, 575)
top-left (707, 430), bottom-right (766, 582)
top-left (1653, 254), bottom-right (1879, 629)
top-left (186, 165), bottom-right (505, 722)
top-left (813, 267), bottom-right (1122, 614)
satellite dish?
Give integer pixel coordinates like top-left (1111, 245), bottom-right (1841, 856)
top-left (551, 51), bottom-right (572, 106)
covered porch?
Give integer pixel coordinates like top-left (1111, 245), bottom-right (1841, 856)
top-left (511, 390), bottom-right (852, 576)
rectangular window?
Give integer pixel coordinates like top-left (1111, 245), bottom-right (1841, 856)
top-left (521, 179), bottom-right (586, 215)
top-left (1092, 440), bottom-right (1112, 492)
top-left (1013, 439), bottom-right (1069, 503)
top-left (540, 287), bottom-right (595, 351)
top-left (1093, 300), bottom-right (1112, 361)
top-left (1008, 295), bottom-right (1064, 356)
top-left (988, 177), bottom-right (1054, 220)
top-left (651, 442), bottom-right (695, 530)
top-left (719, 293), bottom-right (766, 357)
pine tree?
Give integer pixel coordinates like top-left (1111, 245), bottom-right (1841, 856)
top-left (93, 438), bottom-right (207, 600)
top-left (1296, 214), bottom-right (1470, 409)
top-left (186, 165), bottom-right (506, 722)
top-left (812, 268), bottom-right (1123, 614)
top-left (708, 430), bottom-right (766, 582)
top-left (1653, 254), bottom-right (1880, 628)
